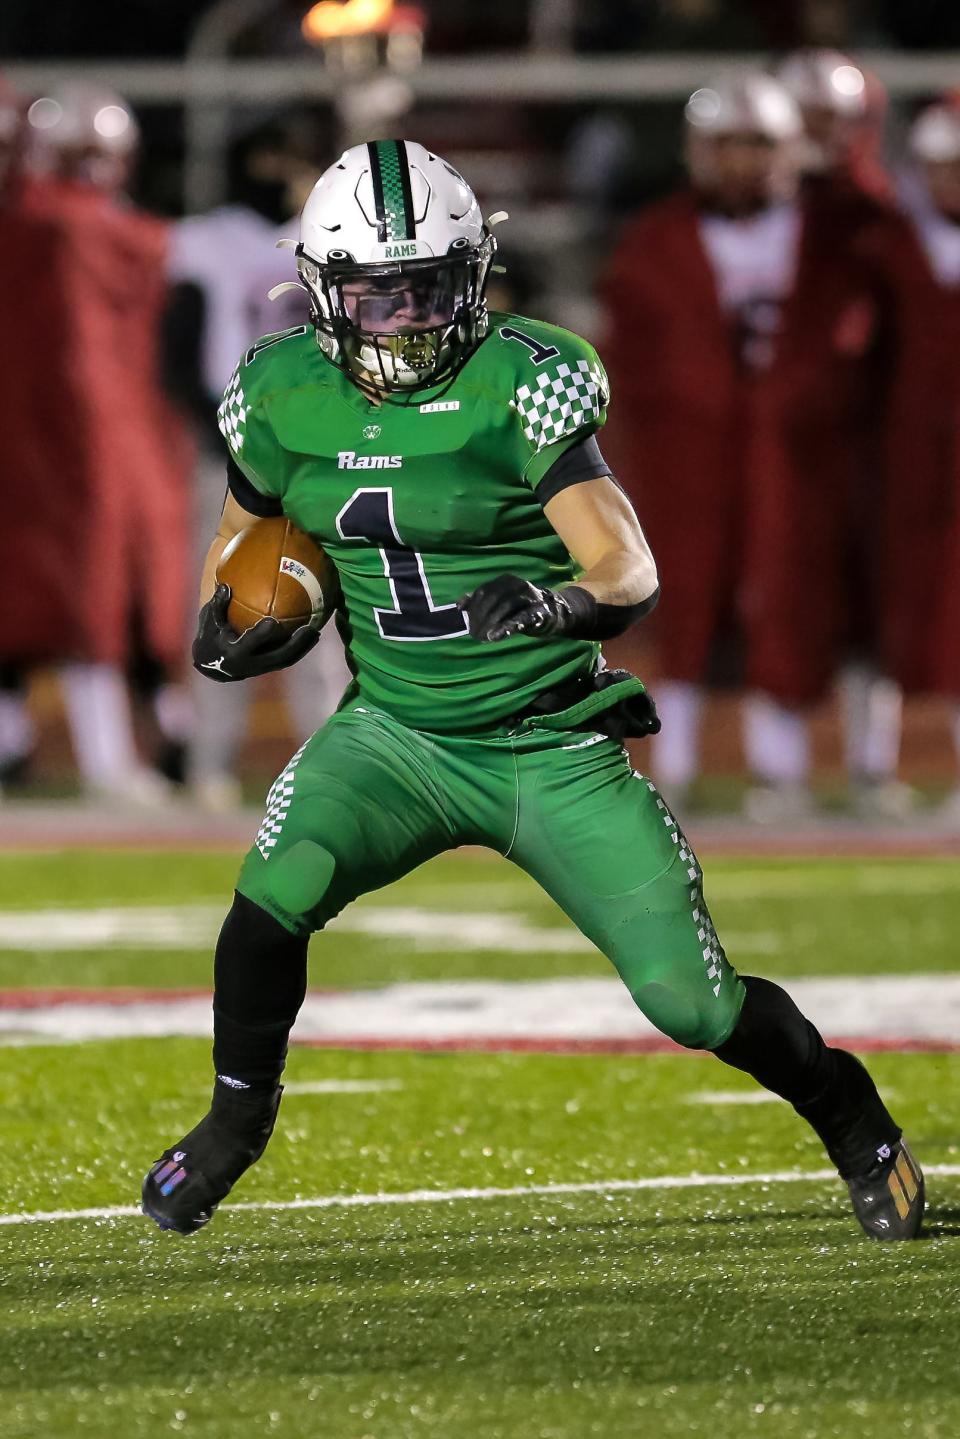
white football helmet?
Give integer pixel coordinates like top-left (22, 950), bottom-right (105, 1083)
top-left (776, 50), bottom-right (868, 118)
top-left (684, 72), bottom-right (802, 203)
top-left (26, 82), bottom-right (138, 191)
top-left (685, 72), bottom-right (803, 143)
top-left (294, 139), bottom-right (495, 393)
top-left (911, 99), bottom-right (960, 165)
top-left (776, 51), bottom-right (871, 174)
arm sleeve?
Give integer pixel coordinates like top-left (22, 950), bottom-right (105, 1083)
top-left (533, 433), bottom-right (617, 506)
top-left (226, 455), bottom-right (284, 517)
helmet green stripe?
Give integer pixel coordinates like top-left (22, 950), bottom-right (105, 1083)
top-left (374, 139), bottom-right (414, 242)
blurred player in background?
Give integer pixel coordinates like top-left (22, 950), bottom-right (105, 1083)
top-left (869, 96), bottom-right (960, 825)
top-left (777, 50), bottom-right (910, 815)
top-left (165, 119), bottom-right (349, 810)
top-left (0, 77), bottom-right (46, 792)
top-left (601, 68), bottom-right (903, 820)
top-left (777, 48), bottom-right (890, 207)
top-left (0, 82), bottom-right (189, 802)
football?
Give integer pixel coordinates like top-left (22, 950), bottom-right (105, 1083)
top-left (216, 517), bottom-right (340, 635)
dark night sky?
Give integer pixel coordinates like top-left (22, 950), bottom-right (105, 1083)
top-left (1, 1), bottom-right (957, 62)
top-left (0, 1), bottom-right (208, 57)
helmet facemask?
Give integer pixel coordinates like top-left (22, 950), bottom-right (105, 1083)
top-left (297, 236), bottom-right (495, 396)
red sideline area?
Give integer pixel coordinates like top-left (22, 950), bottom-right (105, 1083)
top-left (1, 988), bottom-right (958, 1055)
top-left (294, 1035), bottom-right (960, 1056)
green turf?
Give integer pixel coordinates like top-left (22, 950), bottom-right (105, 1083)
top-left (2, 1041), bottom-right (960, 1438)
top-left (4, 845), bottom-right (960, 1437)
top-left (0, 850), bottom-right (957, 990)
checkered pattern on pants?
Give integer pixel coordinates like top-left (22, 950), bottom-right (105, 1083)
top-left (255, 741), bottom-right (309, 859)
top-left (644, 777), bottom-right (727, 999)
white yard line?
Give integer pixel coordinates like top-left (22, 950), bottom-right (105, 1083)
top-left (685, 1089), bottom-right (786, 1106)
top-left (3, 975), bottom-right (960, 1047)
top-left (4, 1164), bottom-right (960, 1228)
top-left (0, 905), bottom-right (597, 954)
top-left (282, 1079), bottom-right (404, 1095)
top-left (0, 899), bottom-right (854, 956)
top-left (688, 1087), bottom-right (899, 1107)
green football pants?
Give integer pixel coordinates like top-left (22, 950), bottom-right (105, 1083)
top-left (236, 705), bottom-right (745, 1050)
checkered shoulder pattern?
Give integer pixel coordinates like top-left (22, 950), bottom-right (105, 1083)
top-left (511, 356), bottom-right (609, 452)
top-left (218, 366), bottom-right (247, 455)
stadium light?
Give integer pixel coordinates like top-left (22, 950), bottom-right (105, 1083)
top-left (302, 0), bottom-right (411, 43)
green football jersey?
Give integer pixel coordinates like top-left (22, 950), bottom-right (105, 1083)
top-left (218, 312), bottom-right (610, 734)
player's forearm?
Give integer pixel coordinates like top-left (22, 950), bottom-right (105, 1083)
top-left (199, 492), bottom-right (264, 609)
top-left (558, 547), bottom-right (660, 638)
top-left (569, 546), bottom-right (659, 610)
top-left (199, 536), bottom-right (230, 608)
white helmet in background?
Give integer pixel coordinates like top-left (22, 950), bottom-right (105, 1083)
top-left (295, 139), bottom-right (495, 393)
top-left (684, 72), bottom-right (802, 201)
top-left (777, 50), bottom-right (868, 118)
top-left (910, 97), bottom-right (960, 220)
top-left (911, 98), bottom-right (960, 165)
top-left (776, 50), bottom-right (871, 174)
top-left (26, 82), bottom-right (138, 191)
top-left (686, 72), bottom-right (803, 142)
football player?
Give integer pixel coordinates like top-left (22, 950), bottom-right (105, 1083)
top-left (142, 141), bottom-right (923, 1241)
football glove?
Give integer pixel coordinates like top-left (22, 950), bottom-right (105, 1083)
top-left (591, 669), bottom-right (661, 740)
top-left (192, 584), bottom-right (319, 683)
top-left (459, 575), bottom-right (595, 643)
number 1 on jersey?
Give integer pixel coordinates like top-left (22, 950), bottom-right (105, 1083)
top-left (336, 488), bottom-right (468, 642)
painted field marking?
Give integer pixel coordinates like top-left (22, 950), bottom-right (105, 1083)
top-left (282, 1079), bottom-right (403, 1096)
top-left (2, 976), bottom-right (959, 1048)
top-left (686, 1089), bottom-right (786, 1106)
top-left (0, 905), bottom-right (596, 954)
top-left (0, 903), bottom-right (777, 955)
top-left (4, 1164), bottom-right (960, 1228)
top-left (687, 1087), bottom-right (900, 1108)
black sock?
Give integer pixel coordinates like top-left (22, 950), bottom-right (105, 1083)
top-left (713, 976), bottom-right (833, 1103)
top-left (713, 976), bottom-right (900, 1177)
top-left (211, 892), bottom-right (309, 1094)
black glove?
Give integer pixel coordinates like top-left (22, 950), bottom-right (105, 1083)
top-left (459, 575), bottom-right (595, 643)
top-left (192, 584), bottom-right (320, 684)
top-left (591, 669), bottom-right (661, 740)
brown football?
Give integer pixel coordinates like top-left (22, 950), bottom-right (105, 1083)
top-left (216, 517), bottom-right (340, 635)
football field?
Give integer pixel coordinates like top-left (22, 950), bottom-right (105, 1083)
top-left (2, 845), bottom-right (960, 1438)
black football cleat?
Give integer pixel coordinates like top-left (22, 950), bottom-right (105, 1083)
top-left (846, 1139), bottom-right (925, 1241)
top-left (142, 1084), bottom-right (282, 1234)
